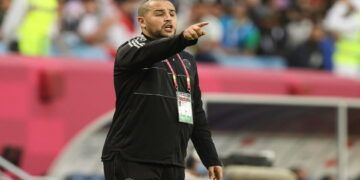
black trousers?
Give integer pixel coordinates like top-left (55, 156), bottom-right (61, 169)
top-left (103, 154), bottom-right (185, 180)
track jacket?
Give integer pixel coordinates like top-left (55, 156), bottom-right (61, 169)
top-left (101, 32), bottom-right (221, 168)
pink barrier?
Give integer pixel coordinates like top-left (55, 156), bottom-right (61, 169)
top-left (198, 64), bottom-right (360, 97)
top-left (0, 55), bottom-right (114, 175)
top-left (1, 55), bottom-right (360, 175)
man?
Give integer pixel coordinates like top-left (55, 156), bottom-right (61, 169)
top-left (1, 0), bottom-right (58, 55)
top-left (324, 0), bottom-right (360, 77)
top-left (101, 0), bottom-right (223, 179)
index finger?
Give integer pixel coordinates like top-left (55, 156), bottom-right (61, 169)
top-left (208, 167), bottom-right (215, 179)
top-left (196, 22), bottom-right (209, 28)
top-left (216, 172), bottom-right (223, 180)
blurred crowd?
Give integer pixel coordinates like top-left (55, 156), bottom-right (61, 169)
top-left (1, 0), bottom-right (360, 77)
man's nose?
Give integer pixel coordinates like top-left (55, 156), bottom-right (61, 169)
top-left (164, 13), bottom-right (173, 21)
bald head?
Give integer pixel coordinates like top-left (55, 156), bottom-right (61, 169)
top-left (138, 0), bottom-right (172, 16)
top-left (137, 0), bottom-right (177, 39)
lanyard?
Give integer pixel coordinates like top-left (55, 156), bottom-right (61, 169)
top-left (164, 54), bottom-right (191, 92)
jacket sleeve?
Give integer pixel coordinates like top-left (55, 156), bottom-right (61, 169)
top-left (191, 63), bottom-right (222, 168)
top-left (323, 2), bottom-right (360, 33)
top-left (116, 33), bottom-right (197, 70)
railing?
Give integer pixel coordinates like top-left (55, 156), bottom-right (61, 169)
top-left (0, 156), bottom-right (54, 180)
top-left (203, 93), bottom-right (360, 180)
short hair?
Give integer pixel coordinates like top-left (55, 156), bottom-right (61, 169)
top-left (137, 0), bottom-right (171, 16)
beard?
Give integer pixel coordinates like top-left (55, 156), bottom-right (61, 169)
top-left (149, 28), bottom-right (177, 39)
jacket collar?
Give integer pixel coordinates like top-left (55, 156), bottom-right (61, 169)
top-left (141, 33), bottom-right (155, 41)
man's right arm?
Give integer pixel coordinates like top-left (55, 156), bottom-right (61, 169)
top-left (116, 33), bottom-right (196, 70)
top-left (117, 22), bottom-right (209, 70)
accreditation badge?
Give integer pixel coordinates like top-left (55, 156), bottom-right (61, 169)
top-left (177, 91), bottom-right (193, 124)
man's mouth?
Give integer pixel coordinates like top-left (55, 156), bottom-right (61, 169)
top-left (163, 24), bottom-right (173, 32)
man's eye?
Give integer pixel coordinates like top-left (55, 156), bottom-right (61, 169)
top-left (155, 13), bottom-right (164, 16)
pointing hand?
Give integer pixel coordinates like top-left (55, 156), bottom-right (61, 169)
top-left (183, 22), bottom-right (209, 40)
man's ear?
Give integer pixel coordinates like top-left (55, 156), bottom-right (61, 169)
top-left (138, 17), bottom-right (146, 29)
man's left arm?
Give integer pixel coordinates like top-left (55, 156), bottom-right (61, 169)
top-left (190, 63), bottom-right (223, 179)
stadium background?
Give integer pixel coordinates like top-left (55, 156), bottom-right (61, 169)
top-left (1, 0), bottom-right (360, 179)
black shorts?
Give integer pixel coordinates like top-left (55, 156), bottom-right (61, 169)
top-left (103, 154), bottom-right (185, 180)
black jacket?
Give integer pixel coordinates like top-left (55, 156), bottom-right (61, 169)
top-left (101, 33), bottom-right (221, 168)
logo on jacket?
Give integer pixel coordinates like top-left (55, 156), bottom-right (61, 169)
top-left (182, 59), bottom-right (191, 70)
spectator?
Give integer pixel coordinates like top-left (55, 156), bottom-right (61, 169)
top-left (221, 1), bottom-right (260, 55)
top-left (324, 0), bottom-right (360, 78)
top-left (0, 0), bottom-right (11, 29)
top-left (0, 0), bottom-right (11, 52)
top-left (1, 0), bottom-right (58, 55)
top-left (244, 0), bottom-right (265, 26)
top-left (0, 0), bottom-right (21, 51)
top-left (52, 0), bottom-right (84, 56)
top-left (76, 0), bottom-right (138, 59)
top-left (286, 22), bottom-right (334, 70)
top-left (60, 0), bottom-right (85, 32)
top-left (184, 1), bottom-right (223, 63)
top-left (77, 0), bottom-right (116, 57)
top-left (256, 6), bottom-right (287, 56)
top-left (285, 5), bottom-right (313, 49)
top-left (111, 0), bottom-right (139, 55)
top-left (2, 0), bottom-right (58, 55)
